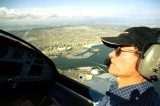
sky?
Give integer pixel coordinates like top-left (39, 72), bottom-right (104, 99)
top-left (0, 0), bottom-right (160, 25)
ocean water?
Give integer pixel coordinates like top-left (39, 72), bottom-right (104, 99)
top-left (52, 44), bottom-right (113, 71)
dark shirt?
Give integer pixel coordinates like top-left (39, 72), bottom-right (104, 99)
top-left (94, 81), bottom-right (160, 106)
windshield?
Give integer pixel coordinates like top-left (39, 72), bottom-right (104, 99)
top-left (0, 0), bottom-right (160, 94)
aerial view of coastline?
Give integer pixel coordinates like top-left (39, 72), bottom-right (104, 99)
top-left (1, 23), bottom-right (160, 83)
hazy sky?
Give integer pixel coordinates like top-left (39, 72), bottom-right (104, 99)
top-left (0, 0), bottom-right (160, 24)
top-left (0, 0), bottom-right (159, 9)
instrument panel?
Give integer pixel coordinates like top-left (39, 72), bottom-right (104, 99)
top-left (0, 37), bottom-right (56, 87)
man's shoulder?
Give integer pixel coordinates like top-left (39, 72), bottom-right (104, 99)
top-left (138, 86), bottom-right (160, 105)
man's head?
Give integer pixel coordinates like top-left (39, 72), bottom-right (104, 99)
top-left (101, 27), bottom-right (156, 50)
top-left (101, 27), bottom-right (156, 79)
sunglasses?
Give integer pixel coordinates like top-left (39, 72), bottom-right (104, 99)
top-left (115, 46), bottom-right (142, 56)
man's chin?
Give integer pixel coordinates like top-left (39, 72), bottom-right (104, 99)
top-left (108, 68), bottom-right (118, 77)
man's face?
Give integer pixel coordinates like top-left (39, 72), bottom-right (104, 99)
top-left (108, 46), bottom-right (140, 77)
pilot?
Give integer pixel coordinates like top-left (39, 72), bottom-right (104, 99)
top-left (94, 27), bottom-right (160, 106)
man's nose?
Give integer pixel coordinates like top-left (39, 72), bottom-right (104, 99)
top-left (109, 50), bottom-right (116, 58)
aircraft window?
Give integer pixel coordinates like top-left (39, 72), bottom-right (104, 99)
top-left (0, 0), bottom-right (160, 96)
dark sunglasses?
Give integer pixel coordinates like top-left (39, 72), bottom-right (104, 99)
top-left (115, 46), bottom-right (142, 56)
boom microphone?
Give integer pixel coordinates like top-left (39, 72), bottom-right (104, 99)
top-left (104, 59), bottom-right (111, 66)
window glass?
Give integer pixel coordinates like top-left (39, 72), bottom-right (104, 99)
top-left (0, 0), bottom-right (160, 94)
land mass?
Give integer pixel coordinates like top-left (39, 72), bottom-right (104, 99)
top-left (4, 23), bottom-right (160, 59)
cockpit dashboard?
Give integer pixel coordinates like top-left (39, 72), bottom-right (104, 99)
top-left (0, 37), bottom-right (55, 84)
top-left (0, 30), bottom-right (61, 105)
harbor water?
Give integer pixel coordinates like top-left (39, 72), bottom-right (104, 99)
top-left (52, 44), bottom-right (113, 71)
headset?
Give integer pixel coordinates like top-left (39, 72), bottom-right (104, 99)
top-left (137, 28), bottom-right (160, 81)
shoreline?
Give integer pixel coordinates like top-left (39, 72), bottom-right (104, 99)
top-left (66, 52), bottom-right (94, 59)
top-left (44, 43), bottom-right (102, 58)
top-left (83, 43), bottom-right (102, 48)
top-left (65, 44), bottom-right (102, 59)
